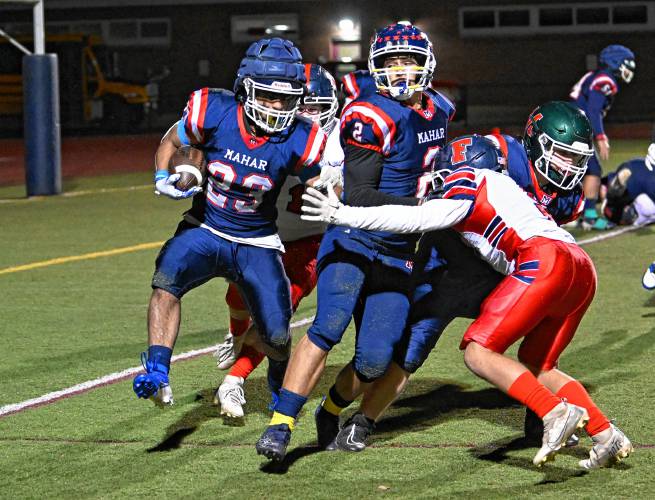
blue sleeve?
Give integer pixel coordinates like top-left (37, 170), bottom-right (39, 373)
top-left (179, 88), bottom-right (227, 146)
top-left (586, 91), bottom-right (607, 137)
top-left (291, 121), bottom-right (327, 182)
top-left (339, 101), bottom-right (396, 156)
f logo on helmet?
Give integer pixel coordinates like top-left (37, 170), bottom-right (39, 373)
top-left (450, 137), bottom-right (473, 164)
top-left (526, 113), bottom-right (543, 137)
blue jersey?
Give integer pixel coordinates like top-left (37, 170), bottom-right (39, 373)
top-left (487, 133), bottom-right (584, 225)
top-left (611, 158), bottom-right (655, 202)
top-left (341, 70), bottom-right (378, 107)
top-left (339, 88), bottom-right (454, 252)
top-left (569, 69), bottom-right (619, 139)
top-left (177, 88), bottom-right (326, 238)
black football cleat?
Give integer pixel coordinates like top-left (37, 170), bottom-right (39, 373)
top-left (334, 412), bottom-right (375, 452)
top-left (314, 400), bottom-right (340, 450)
top-left (256, 424), bottom-right (291, 462)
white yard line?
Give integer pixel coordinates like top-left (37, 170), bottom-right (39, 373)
top-left (1, 223), bottom-right (648, 419)
top-left (576, 224), bottom-right (644, 246)
top-left (0, 315), bottom-right (315, 418)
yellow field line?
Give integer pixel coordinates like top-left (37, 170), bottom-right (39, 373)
top-left (0, 241), bottom-right (164, 276)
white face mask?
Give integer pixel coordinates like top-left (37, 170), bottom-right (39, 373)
top-left (619, 60), bottom-right (636, 84)
top-left (533, 133), bottom-right (593, 190)
top-left (645, 143), bottom-right (655, 171)
top-left (243, 78), bottom-right (303, 133)
top-left (298, 95), bottom-right (338, 134)
top-left (368, 45), bottom-right (435, 101)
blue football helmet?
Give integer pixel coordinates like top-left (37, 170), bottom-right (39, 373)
top-left (298, 63), bottom-right (339, 134)
top-left (433, 134), bottom-right (506, 189)
top-left (234, 37), bottom-right (306, 133)
top-left (599, 44), bottom-right (636, 84)
top-left (368, 23), bottom-right (436, 101)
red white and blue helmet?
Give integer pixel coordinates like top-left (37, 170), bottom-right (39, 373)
top-left (599, 44), bottom-right (636, 84)
top-left (432, 134), bottom-right (506, 189)
top-left (299, 63), bottom-right (339, 134)
top-left (234, 37), bottom-right (306, 133)
top-left (368, 23), bottom-right (436, 101)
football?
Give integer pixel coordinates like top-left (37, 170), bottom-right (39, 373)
top-left (168, 145), bottom-right (207, 191)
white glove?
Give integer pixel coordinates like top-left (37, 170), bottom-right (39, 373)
top-left (155, 173), bottom-right (202, 199)
top-left (313, 164), bottom-right (343, 190)
top-left (301, 184), bottom-right (342, 223)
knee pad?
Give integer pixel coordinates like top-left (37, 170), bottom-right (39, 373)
top-left (395, 317), bottom-right (448, 374)
top-left (306, 308), bottom-right (352, 352)
top-left (306, 327), bottom-right (337, 352)
top-left (353, 348), bottom-right (393, 383)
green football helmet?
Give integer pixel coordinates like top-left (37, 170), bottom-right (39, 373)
top-left (523, 101), bottom-right (594, 190)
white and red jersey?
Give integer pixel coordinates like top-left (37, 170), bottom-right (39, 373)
top-left (333, 167), bottom-right (574, 275)
top-left (276, 120), bottom-right (344, 242)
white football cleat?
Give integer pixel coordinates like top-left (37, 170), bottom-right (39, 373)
top-left (642, 262), bottom-right (655, 290)
top-left (579, 424), bottom-right (633, 469)
top-left (151, 384), bottom-right (174, 407)
top-left (216, 375), bottom-right (246, 419)
top-left (214, 331), bottom-right (248, 370)
top-left (214, 332), bottom-right (236, 370)
top-left (533, 402), bottom-right (589, 467)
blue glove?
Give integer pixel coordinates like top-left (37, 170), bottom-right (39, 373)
top-left (154, 169), bottom-right (202, 199)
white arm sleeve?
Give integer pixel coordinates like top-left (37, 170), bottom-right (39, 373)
top-left (633, 193), bottom-right (655, 226)
top-left (333, 198), bottom-right (473, 234)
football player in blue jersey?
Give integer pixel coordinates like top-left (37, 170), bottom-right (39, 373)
top-left (214, 63), bottom-right (343, 421)
top-left (255, 22), bottom-right (455, 462)
top-left (329, 103), bottom-right (594, 452)
top-left (570, 44), bottom-right (636, 230)
top-left (131, 38), bottom-right (327, 407)
top-left (601, 143), bottom-right (655, 227)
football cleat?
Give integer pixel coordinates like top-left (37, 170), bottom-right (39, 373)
top-left (214, 332), bottom-right (245, 370)
top-left (151, 384), bottom-right (174, 407)
top-left (314, 399), bottom-right (340, 450)
top-left (256, 424), bottom-right (292, 462)
top-left (334, 412), bottom-right (375, 452)
top-left (581, 216), bottom-right (614, 231)
top-left (132, 352), bottom-right (173, 406)
top-left (216, 375), bottom-right (246, 420)
top-left (533, 402), bottom-right (589, 467)
top-left (642, 262), bottom-right (655, 290)
top-left (524, 408), bottom-right (579, 447)
top-left (579, 424), bottom-right (633, 469)
top-left (580, 209), bottom-right (614, 231)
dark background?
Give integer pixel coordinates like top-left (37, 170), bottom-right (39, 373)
top-left (3, 0), bottom-right (654, 130)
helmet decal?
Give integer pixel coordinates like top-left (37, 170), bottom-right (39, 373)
top-left (523, 101), bottom-right (594, 190)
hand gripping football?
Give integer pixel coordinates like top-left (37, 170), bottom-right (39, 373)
top-left (168, 146), bottom-right (207, 191)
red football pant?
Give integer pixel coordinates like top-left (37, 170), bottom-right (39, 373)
top-left (461, 238), bottom-right (596, 370)
top-left (227, 234), bottom-right (322, 379)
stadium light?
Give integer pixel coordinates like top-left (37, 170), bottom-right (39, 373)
top-left (338, 19), bottom-right (355, 33)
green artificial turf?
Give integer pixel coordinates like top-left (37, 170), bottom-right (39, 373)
top-left (1, 143), bottom-right (654, 498)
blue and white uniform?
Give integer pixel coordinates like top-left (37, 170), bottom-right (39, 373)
top-left (154, 88), bottom-right (326, 351)
top-left (569, 70), bottom-right (619, 177)
top-left (605, 154), bottom-right (655, 226)
top-left (307, 87), bottom-right (454, 381)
